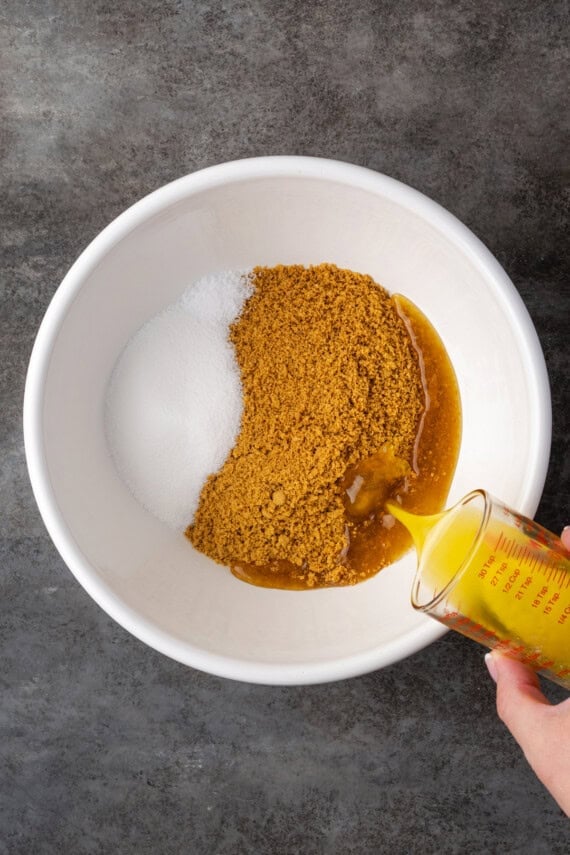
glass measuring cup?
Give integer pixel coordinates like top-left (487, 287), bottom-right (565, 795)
top-left (387, 491), bottom-right (570, 688)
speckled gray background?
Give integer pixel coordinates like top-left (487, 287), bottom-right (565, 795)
top-left (2, 1), bottom-right (569, 852)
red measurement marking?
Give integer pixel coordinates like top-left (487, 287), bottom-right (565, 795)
top-left (507, 644), bottom-right (526, 655)
top-left (495, 531), bottom-right (504, 552)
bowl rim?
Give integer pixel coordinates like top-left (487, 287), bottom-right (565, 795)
top-left (23, 155), bottom-right (552, 685)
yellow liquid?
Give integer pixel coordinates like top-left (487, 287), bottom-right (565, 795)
top-left (388, 499), bottom-right (570, 686)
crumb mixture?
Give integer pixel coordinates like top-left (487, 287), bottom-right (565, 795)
top-left (187, 264), bottom-right (424, 587)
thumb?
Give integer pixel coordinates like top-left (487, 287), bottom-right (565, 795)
top-left (486, 653), bottom-right (552, 763)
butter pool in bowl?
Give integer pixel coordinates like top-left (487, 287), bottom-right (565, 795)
top-left (24, 157), bottom-right (550, 684)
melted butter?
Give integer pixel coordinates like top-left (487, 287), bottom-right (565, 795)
top-left (341, 444), bottom-right (412, 521)
top-left (231, 294), bottom-right (462, 589)
top-left (343, 294), bottom-right (462, 577)
top-left (232, 559), bottom-right (312, 590)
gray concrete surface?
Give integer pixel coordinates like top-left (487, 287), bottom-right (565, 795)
top-left (1, 1), bottom-right (569, 852)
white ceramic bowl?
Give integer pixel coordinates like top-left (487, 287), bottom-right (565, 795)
top-left (24, 156), bottom-right (551, 685)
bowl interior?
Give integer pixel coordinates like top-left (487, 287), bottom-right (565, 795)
top-left (30, 165), bottom-right (549, 682)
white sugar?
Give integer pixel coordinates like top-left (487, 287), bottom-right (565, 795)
top-left (106, 270), bottom-right (253, 529)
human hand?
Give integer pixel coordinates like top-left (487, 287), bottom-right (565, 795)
top-left (484, 525), bottom-right (570, 816)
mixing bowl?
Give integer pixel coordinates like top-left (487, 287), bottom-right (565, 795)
top-left (24, 156), bottom-right (551, 684)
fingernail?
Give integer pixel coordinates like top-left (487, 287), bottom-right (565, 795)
top-left (485, 652), bottom-right (498, 682)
